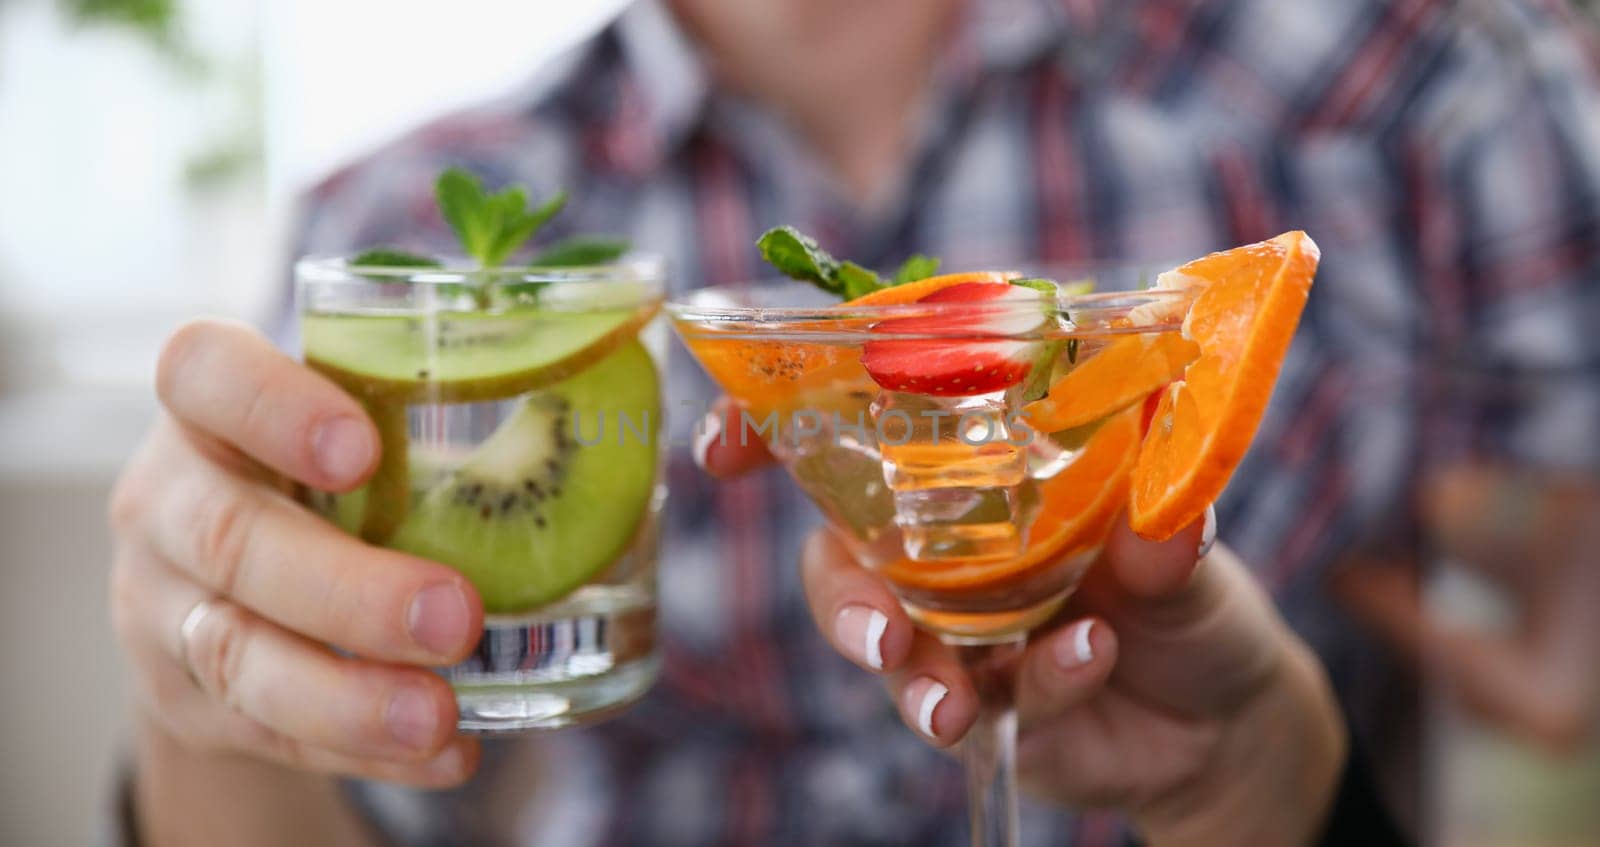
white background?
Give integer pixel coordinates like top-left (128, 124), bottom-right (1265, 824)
top-left (0, 0), bottom-right (628, 384)
top-left (263, 0), bottom-right (630, 200)
top-left (0, 3), bottom-right (627, 844)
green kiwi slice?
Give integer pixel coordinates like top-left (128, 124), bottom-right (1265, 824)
top-left (356, 399), bottom-right (410, 543)
top-left (304, 486), bottom-right (365, 536)
top-left (304, 303), bottom-right (658, 404)
top-left (387, 340), bottom-right (660, 613)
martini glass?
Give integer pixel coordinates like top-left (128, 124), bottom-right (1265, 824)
top-left (668, 267), bottom-right (1194, 846)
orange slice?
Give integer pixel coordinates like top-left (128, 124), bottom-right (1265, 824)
top-left (1129, 231), bottom-right (1320, 539)
top-left (882, 405), bottom-right (1141, 591)
top-left (681, 335), bottom-right (845, 413)
top-left (1022, 332), bottom-right (1199, 432)
top-left (681, 271), bottom-right (1019, 412)
top-left (846, 270), bottom-right (1020, 306)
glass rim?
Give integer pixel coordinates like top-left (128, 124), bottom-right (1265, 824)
top-left (295, 252), bottom-right (667, 285)
top-left (666, 278), bottom-right (1194, 339)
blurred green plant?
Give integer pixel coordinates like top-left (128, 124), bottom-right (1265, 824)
top-left (64, 0), bottom-right (176, 37)
top-left (58, 0), bottom-right (205, 73)
top-left (185, 58), bottom-right (263, 192)
top-left (33, 0), bottom-right (261, 189)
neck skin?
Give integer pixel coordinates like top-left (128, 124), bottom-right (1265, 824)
top-left (668, 0), bottom-right (965, 211)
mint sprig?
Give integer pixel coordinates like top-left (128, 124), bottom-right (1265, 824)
top-left (527, 236), bottom-right (631, 268)
top-left (756, 226), bottom-right (941, 299)
top-left (436, 168), bottom-right (568, 268)
top-left (340, 170), bottom-right (637, 313)
top-left (756, 227), bottom-right (841, 289)
top-left (892, 254), bottom-right (941, 284)
top-left (349, 248), bottom-right (442, 269)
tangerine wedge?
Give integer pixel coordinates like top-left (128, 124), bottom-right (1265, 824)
top-left (1022, 332), bottom-right (1199, 433)
top-left (848, 270), bottom-right (1020, 306)
top-left (1129, 231), bottom-right (1320, 540)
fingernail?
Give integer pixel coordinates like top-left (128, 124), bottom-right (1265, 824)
top-left (1197, 504), bottom-right (1217, 559)
top-left (1055, 620), bottom-right (1095, 669)
top-left (692, 412), bottom-right (725, 471)
top-left (906, 678), bottom-right (949, 739)
top-left (408, 582), bottom-right (472, 657)
top-left (313, 416), bottom-right (374, 484)
top-left (386, 687), bottom-right (439, 750)
top-left (834, 605), bottom-right (889, 670)
top-left (427, 743), bottom-right (466, 778)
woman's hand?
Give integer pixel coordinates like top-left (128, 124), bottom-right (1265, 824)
top-left (699, 405), bottom-right (1347, 847)
top-left (109, 319), bottom-right (483, 790)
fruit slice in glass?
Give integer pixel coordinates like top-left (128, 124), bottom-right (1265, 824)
top-left (298, 256), bottom-right (667, 732)
top-left (671, 271), bottom-right (1188, 633)
top-left (668, 232), bottom-right (1318, 846)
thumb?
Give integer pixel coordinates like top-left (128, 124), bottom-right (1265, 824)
top-left (1107, 504), bottom-right (1215, 599)
top-left (1078, 506), bottom-right (1281, 716)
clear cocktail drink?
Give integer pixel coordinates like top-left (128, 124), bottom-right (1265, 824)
top-left (670, 226), bottom-right (1318, 847)
top-left (299, 256), bottom-right (666, 732)
top-left (673, 276), bottom-right (1191, 643)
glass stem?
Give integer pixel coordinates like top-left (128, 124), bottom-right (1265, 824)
top-left (956, 638), bottom-right (1027, 847)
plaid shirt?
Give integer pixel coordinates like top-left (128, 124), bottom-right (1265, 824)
top-left (291, 0), bottom-right (1600, 843)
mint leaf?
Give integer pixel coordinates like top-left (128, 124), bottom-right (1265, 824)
top-left (436, 168), bottom-right (496, 263)
top-left (498, 235), bottom-right (630, 304)
top-left (837, 262), bottom-right (882, 300)
top-left (522, 190), bottom-right (569, 237)
top-left (757, 226), bottom-right (843, 292)
top-left (436, 168), bottom-right (568, 268)
top-left (486, 189), bottom-right (568, 266)
top-left (480, 186), bottom-right (530, 267)
top-left (756, 226), bottom-right (954, 301)
top-left (1010, 278), bottom-right (1057, 295)
top-left (349, 248), bottom-right (443, 269)
top-left (349, 168), bottom-right (631, 308)
top-left (892, 254), bottom-right (941, 284)
top-left (528, 236), bottom-right (630, 267)
top-left (1020, 340), bottom-right (1066, 403)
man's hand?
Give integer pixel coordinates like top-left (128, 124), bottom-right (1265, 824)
top-left (698, 402), bottom-right (1347, 846)
top-left (110, 319), bottom-right (483, 788)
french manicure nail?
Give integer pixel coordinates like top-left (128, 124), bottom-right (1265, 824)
top-left (427, 743), bottom-right (466, 777)
top-left (1197, 504), bottom-right (1217, 559)
top-left (692, 412), bottom-right (725, 471)
top-left (1055, 620), bottom-right (1095, 669)
top-left (313, 416), bottom-right (373, 484)
top-left (907, 678), bottom-right (949, 739)
top-left (834, 605), bottom-right (889, 670)
top-left (408, 582), bottom-right (472, 657)
top-left (386, 687), bottom-right (439, 750)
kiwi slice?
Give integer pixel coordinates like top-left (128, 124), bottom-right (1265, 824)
top-left (357, 399), bottom-right (410, 543)
top-left (304, 486), bottom-right (364, 535)
top-left (388, 340), bottom-right (660, 613)
top-left (304, 303), bottom-right (659, 404)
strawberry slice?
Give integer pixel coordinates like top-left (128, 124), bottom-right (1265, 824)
top-left (860, 282), bottom-right (1053, 396)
